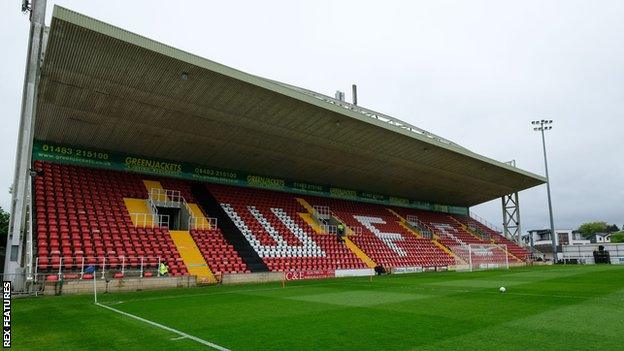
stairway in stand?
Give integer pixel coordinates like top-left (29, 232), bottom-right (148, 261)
top-left (169, 230), bottom-right (216, 284)
top-left (191, 184), bottom-right (269, 272)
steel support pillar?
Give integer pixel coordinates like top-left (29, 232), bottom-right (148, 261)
top-left (502, 192), bottom-right (521, 243)
top-left (4, 0), bottom-right (47, 290)
top-left (501, 160), bottom-right (522, 245)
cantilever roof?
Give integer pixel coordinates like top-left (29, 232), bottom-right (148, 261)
top-left (33, 6), bottom-right (546, 207)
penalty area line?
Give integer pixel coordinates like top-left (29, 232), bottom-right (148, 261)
top-left (95, 302), bottom-right (230, 351)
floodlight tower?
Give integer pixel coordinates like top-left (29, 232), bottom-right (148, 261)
top-left (4, 0), bottom-right (47, 289)
top-left (532, 120), bottom-right (557, 261)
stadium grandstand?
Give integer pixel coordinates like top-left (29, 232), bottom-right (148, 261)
top-left (5, 5), bottom-right (547, 292)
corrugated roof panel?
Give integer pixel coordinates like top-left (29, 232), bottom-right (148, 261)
top-left (32, 6), bottom-right (546, 207)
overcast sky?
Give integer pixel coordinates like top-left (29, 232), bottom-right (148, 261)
top-left (1, 0), bottom-right (622, 233)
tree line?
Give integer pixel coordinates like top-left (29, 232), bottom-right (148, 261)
top-left (577, 221), bottom-right (623, 243)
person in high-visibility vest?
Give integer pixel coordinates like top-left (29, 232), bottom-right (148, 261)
top-left (158, 262), bottom-right (169, 276)
top-left (337, 223), bottom-right (345, 242)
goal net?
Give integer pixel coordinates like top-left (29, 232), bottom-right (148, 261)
top-left (451, 244), bottom-right (510, 271)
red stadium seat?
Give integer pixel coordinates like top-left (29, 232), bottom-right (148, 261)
top-left (45, 275), bottom-right (59, 282)
top-left (32, 160), bottom-right (517, 280)
top-left (34, 161), bottom-right (188, 277)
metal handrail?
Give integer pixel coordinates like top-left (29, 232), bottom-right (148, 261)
top-left (348, 226), bottom-right (362, 236)
top-left (189, 216), bottom-right (218, 230)
top-left (466, 214), bottom-right (537, 252)
top-left (129, 213), bottom-right (170, 228)
top-left (322, 224), bottom-right (337, 235)
top-left (469, 212), bottom-right (503, 235)
top-left (148, 188), bottom-right (220, 232)
top-left (312, 205), bottom-right (331, 219)
top-left (466, 223), bottom-right (490, 240)
top-left (149, 188), bottom-right (183, 207)
top-left (406, 215), bottom-right (435, 238)
top-left (34, 255), bottom-right (163, 281)
top-left (147, 196), bottom-right (158, 216)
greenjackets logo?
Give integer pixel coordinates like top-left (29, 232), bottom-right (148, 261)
top-left (389, 197), bottom-right (409, 205)
top-left (247, 175), bottom-right (285, 189)
top-left (123, 157), bottom-right (182, 174)
top-left (330, 187), bottom-right (358, 198)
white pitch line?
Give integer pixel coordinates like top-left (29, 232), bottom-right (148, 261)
top-left (106, 279), bottom-right (357, 305)
top-left (96, 302), bottom-right (230, 351)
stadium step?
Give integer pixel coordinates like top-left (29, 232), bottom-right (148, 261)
top-left (432, 239), bottom-right (463, 263)
top-left (448, 216), bottom-right (484, 241)
top-left (296, 198), bottom-right (330, 234)
top-left (330, 213), bottom-right (359, 237)
top-left (191, 184), bottom-right (269, 272)
top-left (186, 202), bottom-right (213, 230)
top-left (343, 237), bottom-right (377, 269)
top-left (169, 230), bottom-right (216, 284)
top-left (143, 179), bottom-right (164, 193)
top-left (186, 203), bottom-right (204, 218)
top-left (298, 213), bottom-right (325, 234)
top-left (298, 197), bottom-right (362, 236)
top-left (123, 198), bottom-right (154, 227)
top-left (386, 208), bottom-right (422, 238)
top-left (295, 198), bottom-right (316, 214)
top-left (398, 221), bottom-right (422, 238)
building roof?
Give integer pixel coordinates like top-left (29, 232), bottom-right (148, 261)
top-left (33, 6), bottom-right (546, 207)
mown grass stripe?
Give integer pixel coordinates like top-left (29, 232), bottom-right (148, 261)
top-left (96, 302), bottom-right (230, 350)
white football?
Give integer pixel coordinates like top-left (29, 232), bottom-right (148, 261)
top-left (499, 287), bottom-right (506, 293)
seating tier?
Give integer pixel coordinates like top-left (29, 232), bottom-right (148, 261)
top-left (208, 184), bottom-right (368, 272)
top-left (34, 161), bottom-right (188, 275)
top-left (302, 197), bottom-right (455, 268)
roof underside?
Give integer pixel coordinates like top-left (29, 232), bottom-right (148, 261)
top-left (33, 6), bottom-right (545, 207)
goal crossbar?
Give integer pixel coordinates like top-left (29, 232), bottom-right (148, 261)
top-left (451, 244), bottom-right (509, 272)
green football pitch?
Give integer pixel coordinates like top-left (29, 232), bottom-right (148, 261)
top-left (13, 265), bottom-right (624, 350)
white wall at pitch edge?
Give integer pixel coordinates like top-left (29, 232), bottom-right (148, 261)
top-left (335, 269), bottom-right (374, 277)
top-left (392, 266), bottom-right (423, 274)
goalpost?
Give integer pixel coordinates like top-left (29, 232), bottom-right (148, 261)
top-left (451, 244), bottom-right (510, 272)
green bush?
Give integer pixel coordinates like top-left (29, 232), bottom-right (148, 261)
top-left (611, 232), bottom-right (624, 243)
